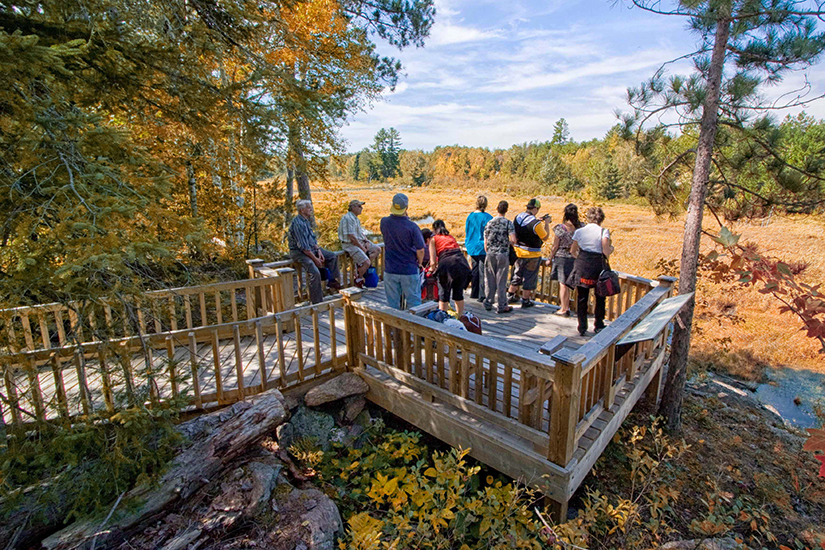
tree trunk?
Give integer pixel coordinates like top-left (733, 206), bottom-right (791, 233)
top-left (41, 390), bottom-right (288, 550)
top-left (658, 15), bottom-right (731, 432)
top-left (187, 160), bottom-right (198, 218)
top-left (285, 167), bottom-right (295, 224)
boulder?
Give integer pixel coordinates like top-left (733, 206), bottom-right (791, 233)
top-left (343, 395), bottom-right (366, 422)
top-left (288, 406), bottom-right (338, 450)
top-left (268, 487), bottom-right (342, 550)
top-left (304, 372), bottom-right (369, 407)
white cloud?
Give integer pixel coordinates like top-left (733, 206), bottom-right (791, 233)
top-left (429, 23), bottom-right (501, 46)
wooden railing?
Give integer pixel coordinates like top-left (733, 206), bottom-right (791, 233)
top-left (0, 298), bottom-right (346, 434)
top-left (248, 243), bottom-right (386, 303)
top-left (341, 276), bottom-right (676, 469)
top-left (0, 277), bottom-right (290, 353)
top-left (548, 276), bottom-right (676, 467)
top-left (341, 288), bottom-right (558, 455)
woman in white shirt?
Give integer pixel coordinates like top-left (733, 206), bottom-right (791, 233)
top-left (567, 207), bottom-right (614, 336)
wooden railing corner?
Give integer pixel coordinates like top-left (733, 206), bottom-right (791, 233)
top-left (548, 351), bottom-right (585, 468)
top-left (246, 258), bottom-right (265, 279)
top-left (341, 288), bottom-right (366, 370)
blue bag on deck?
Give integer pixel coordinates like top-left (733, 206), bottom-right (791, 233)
top-left (364, 267), bottom-right (379, 288)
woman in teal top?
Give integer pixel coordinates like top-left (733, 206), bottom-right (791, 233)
top-left (464, 195), bottom-right (493, 301)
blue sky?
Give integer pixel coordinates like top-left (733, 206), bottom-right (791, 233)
top-left (339, 0), bottom-right (825, 152)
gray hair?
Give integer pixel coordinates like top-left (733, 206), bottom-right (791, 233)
top-left (296, 199), bottom-right (313, 213)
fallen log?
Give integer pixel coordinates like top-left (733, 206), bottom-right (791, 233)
top-left (42, 389), bottom-right (288, 550)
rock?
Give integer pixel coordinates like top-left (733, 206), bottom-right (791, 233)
top-left (658, 538), bottom-right (745, 550)
top-left (268, 487), bottom-right (342, 550)
top-left (343, 395), bottom-right (366, 422)
top-left (289, 406), bottom-right (337, 450)
top-left (304, 373), bottom-right (369, 407)
top-left (277, 422), bottom-right (295, 450)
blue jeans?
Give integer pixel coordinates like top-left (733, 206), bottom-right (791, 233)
top-left (384, 272), bottom-right (422, 310)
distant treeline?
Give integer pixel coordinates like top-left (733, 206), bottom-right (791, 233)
top-left (329, 115), bottom-right (825, 218)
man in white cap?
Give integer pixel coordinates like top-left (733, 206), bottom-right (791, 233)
top-left (338, 199), bottom-right (380, 286)
top-left (380, 193), bottom-right (425, 309)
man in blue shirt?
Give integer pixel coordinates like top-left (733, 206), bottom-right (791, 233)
top-left (380, 193), bottom-right (425, 309)
top-left (464, 195), bottom-right (493, 302)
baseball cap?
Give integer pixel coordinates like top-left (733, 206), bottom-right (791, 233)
top-left (526, 198), bottom-right (541, 209)
top-left (348, 199), bottom-right (365, 209)
top-left (390, 193), bottom-right (409, 215)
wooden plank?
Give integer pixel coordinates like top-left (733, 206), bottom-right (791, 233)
top-left (413, 332), bottom-right (422, 379)
top-left (211, 330), bottom-right (224, 403)
top-left (166, 336), bottom-right (178, 399)
top-left (424, 336), bottom-right (434, 385)
top-left (356, 366), bottom-right (569, 503)
top-left (74, 350), bottom-right (92, 417)
top-left (312, 308), bottom-right (322, 376)
top-left (567, 347), bottom-right (667, 496)
top-left (448, 345), bottom-right (458, 394)
top-left (256, 321), bottom-right (267, 392)
top-left (184, 296), bottom-right (193, 329)
top-left (503, 363), bottom-right (513, 419)
top-left (231, 291), bottom-right (239, 323)
top-left (360, 354), bottom-right (549, 451)
top-left (473, 353), bottom-right (483, 405)
top-left (294, 312), bottom-right (304, 381)
top-left (233, 325), bottom-right (245, 399)
top-left (539, 335), bottom-right (567, 356)
top-left (26, 362), bottom-right (45, 422)
top-left (55, 310), bottom-right (67, 346)
top-left (199, 292), bottom-right (208, 327)
top-left (98, 346), bottom-right (115, 412)
top-left (373, 317), bottom-right (383, 363)
top-left (275, 317), bottom-right (287, 385)
top-left (329, 307), bottom-right (339, 369)
top-left (214, 291), bottom-right (223, 325)
top-left (21, 314), bottom-right (35, 350)
top-left (616, 293), bottom-right (693, 346)
top-left (4, 365), bottom-right (23, 429)
top-left (188, 332), bottom-right (202, 408)
top-left (487, 360), bottom-right (498, 413)
top-left (548, 354), bottom-right (583, 467)
top-left (51, 356), bottom-right (70, 421)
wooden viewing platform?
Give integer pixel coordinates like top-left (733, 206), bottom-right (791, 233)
top-left (0, 246), bottom-right (687, 520)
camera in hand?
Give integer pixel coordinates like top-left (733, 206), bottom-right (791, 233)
top-left (541, 214), bottom-right (551, 221)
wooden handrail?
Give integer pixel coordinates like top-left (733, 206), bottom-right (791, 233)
top-left (348, 299), bottom-right (555, 380)
top-left (552, 280), bottom-right (673, 375)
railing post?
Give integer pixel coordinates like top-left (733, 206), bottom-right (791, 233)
top-left (548, 351), bottom-right (584, 467)
top-left (656, 275), bottom-right (677, 296)
top-left (341, 288), bottom-right (366, 371)
top-left (276, 268), bottom-right (296, 333)
top-left (246, 258), bottom-right (265, 280)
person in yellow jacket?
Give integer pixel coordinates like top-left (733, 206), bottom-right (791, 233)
top-left (507, 198), bottom-right (551, 308)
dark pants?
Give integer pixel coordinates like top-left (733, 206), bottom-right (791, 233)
top-left (290, 248), bottom-right (339, 304)
top-left (470, 254), bottom-right (486, 299)
top-left (576, 286), bottom-right (605, 334)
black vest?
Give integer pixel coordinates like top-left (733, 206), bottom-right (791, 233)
top-left (514, 213), bottom-right (543, 252)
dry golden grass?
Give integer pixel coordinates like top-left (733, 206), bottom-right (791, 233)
top-left (314, 184), bottom-right (825, 376)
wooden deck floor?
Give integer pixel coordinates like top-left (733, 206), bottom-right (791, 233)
top-left (359, 283), bottom-right (599, 353)
top-left (3, 303), bottom-right (348, 424)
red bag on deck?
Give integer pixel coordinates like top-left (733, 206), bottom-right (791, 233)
top-left (459, 312), bottom-right (482, 335)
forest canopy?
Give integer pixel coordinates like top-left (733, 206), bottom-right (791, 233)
top-left (0, 0), bottom-right (435, 307)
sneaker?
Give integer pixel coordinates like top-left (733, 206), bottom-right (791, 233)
top-left (476, 296), bottom-right (485, 303)
top-left (594, 325), bottom-right (605, 334)
top-left (507, 293), bottom-right (520, 304)
top-left (354, 277), bottom-right (365, 289)
top-left (521, 299), bottom-right (535, 309)
top-left (483, 301), bottom-right (493, 311)
top-left (578, 329), bottom-right (587, 336)
top-left (327, 280), bottom-right (342, 291)
top-left (497, 306), bottom-right (513, 314)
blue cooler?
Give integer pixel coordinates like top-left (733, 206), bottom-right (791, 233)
top-left (364, 267), bottom-right (379, 288)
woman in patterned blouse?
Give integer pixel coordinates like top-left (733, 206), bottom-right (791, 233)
top-left (547, 203), bottom-right (581, 316)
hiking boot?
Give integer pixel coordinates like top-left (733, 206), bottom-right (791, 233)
top-left (497, 306), bottom-right (513, 314)
top-left (507, 293), bottom-right (520, 304)
top-left (354, 277), bottom-right (365, 289)
top-left (594, 325), bottom-right (605, 334)
top-left (327, 280), bottom-right (342, 291)
top-left (483, 301), bottom-right (493, 311)
top-left (521, 299), bottom-right (535, 309)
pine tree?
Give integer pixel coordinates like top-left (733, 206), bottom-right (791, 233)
top-left (625, 0), bottom-right (825, 431)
